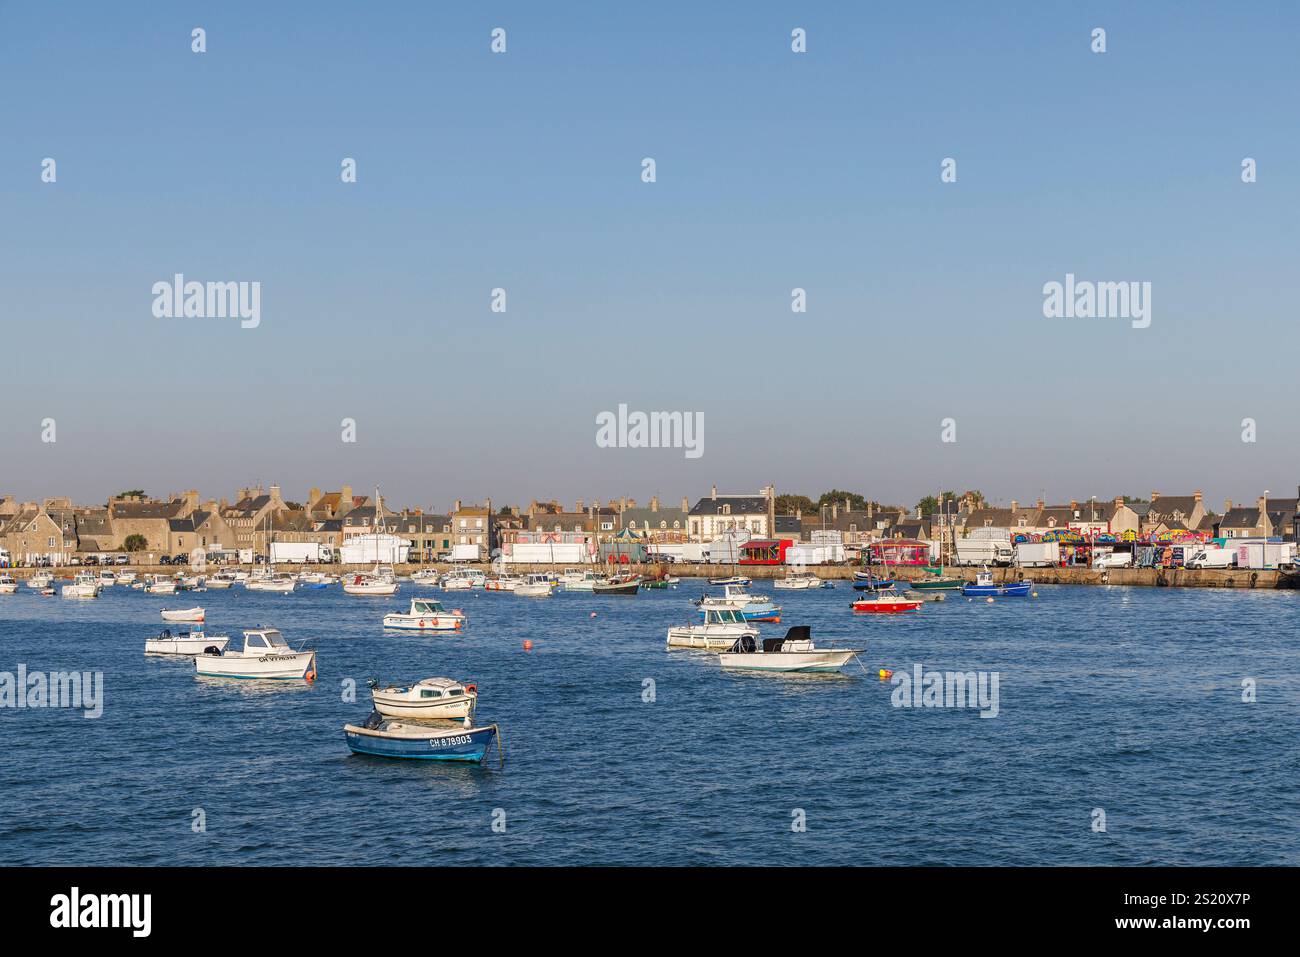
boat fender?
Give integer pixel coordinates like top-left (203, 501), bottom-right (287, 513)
top-left (305, 670), bottom-right (316, 682)
top-left (464, 683), bottom-right (477, 695)
top-left (418, 619), bottom-right (426, 628)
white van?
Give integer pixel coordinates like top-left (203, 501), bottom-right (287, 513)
top-left (1186, 547), bottom-right (1236, 569)
top-left (1092, 551), bottom-right (1133, 569)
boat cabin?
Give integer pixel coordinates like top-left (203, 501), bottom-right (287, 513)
top-left (380, 677), bottom-right (470, 700)
top-left (704, 607), bottom-right (748, 625)
top-left (729, 626), bottom-right (815, 654)
top-left (410, 598), bottom-right (445, 615)
top-left (243, 629), bottom-right (290, 652)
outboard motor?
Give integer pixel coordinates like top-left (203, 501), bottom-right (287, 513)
top-left (362, 710), bottom-right (384, 730)
top-left (203, 645), bottom-right (221, 655)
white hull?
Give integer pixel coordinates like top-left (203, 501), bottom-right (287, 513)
top-left (246, 580), bottom-right (295, 593)
top-left (514, 583), bottom-right (552, 597)
top-left (666, 625), bottom-right (755, 650)
top-left (196, 649), bottom-right (316, 680)
top-left (0, 583), bottom-right (17, 595)
top-left (61, 584), bottom-right (99, 599)
top-left (773, 577), bottom-right (823, 590)
top-left (344, 581), bottom-right (398, 595)
top-left (719, 650), bottom-right (858, 672)
top-left (161, 607), bottom-right (205, 623)
top-left (146, 635), bottom-right (230, 656)
top-left (382, 613), bottom-right (464, 631)
top-left (27, 575), bottom-right (53, 589)
top-left (563, 580), bottom-right (597, 592)
top-left (205, 579), bottom-right (234, 589)
top-left (145, 582), bottom-right (177, 594)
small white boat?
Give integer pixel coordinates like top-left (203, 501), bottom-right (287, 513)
top-left (27, 573), bottom-right (54, 589)
top-left (0, 574), bottom-right (18, 595)
top-left (369, 676), bottom-right (478, 719)
top-left (484, 575), bottom-right (523, 592)
top-left (206, 572), bottom-right (237, 589)
top-left (195, 628), bottom-right (317, 680)
top-left (246, 572), bottom-right (296, 593)
top-left (409, 569), bottom-right (442, 586)
top-left (709, 575), bottom-right (752, 586)
top-left (382, 598), bottom-right (466, 631)
top-left (96, 570), bottom-right (118, 587)
top-left (667, 607), bottom-right (758, 650)
top-left (718, 626), bottom-right (863, 674)
top-left (514, 574), bottom-right (553, 597)
top-left (773, 573), bottom-right (824, 590)
top-left (562, 569), bottom-right (601, 592)
top-left (343, 569), bottom-right (399, 595)
top-left (114, 571), bottom-right (138, 586)
top-left (143, 575), bottom-right (177, 595)
top-left (161, 606), bottom-right (205, 623)
top-left (61, 572), bottom-right (100, 599)
top-left (145, 628), bottom-right (230, 656)
top-left (442, 570), bottom-right (485, 590)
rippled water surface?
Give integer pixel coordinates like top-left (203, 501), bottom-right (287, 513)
top-left (1, 578), bottom-right (1297, 865)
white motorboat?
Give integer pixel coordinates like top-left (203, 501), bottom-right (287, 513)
top-left (369, 676), bottom-right (478, 719)
top-left (409, 569), bottom-right (442, 586)
top-left (514, 574), bottom-right (553, 597)
top-left (206, 572), bottom-right (237, 589)
top-left (161, 606), bottom-right (205, 623)
top-left (143, 575), bottom-right (176, 594)
top-left (709, 575), bottom-right (752, 586)
top-left (773, 573), bottom-right (824, 590)
top-left (61, 572), bottom-right (100, 599)
top-left (484, 575), bottom-right (523, 592)
top-left (442, 570), bottom-right (485, 590)
top-left (246, 572), bottom-right (296, 593)
top-left (195, 628), bottom-right (317, 680)
top-left (696, 583), bottom-right (782, 622)
top-left (145, 628), bottom-right (230, 656)
top-left (718, 626), bottom-right (863, 674)
top-left (667, 607), bottom-right (758, 650)
top-left (27, 573), bottom-right (53, 589)
top-left (96, 570), bottom-right (118, 587)
top-left (0, 574), bottom-right (18, 595)
top-left (382, 597), bottom-right (466, 631)
top-left (114, 571), bottom-right (138, 586)
top-left (562, 569), bottom-right (601, 592)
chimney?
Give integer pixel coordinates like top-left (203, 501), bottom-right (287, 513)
top-left (1194, 490), bottom-right (1203, 505)
top-left (1224, 499), bottom-right (1233, 514)
top-left (1150, 490), bottom-right (1159, 502)
top-left (1257, 495), bottom-right (1267, 516)
top-left (453, 499), bottom-right (462, 512)
top-left (576, 498), bottom-right (584, 513)
top-left (1069, 500), bottom-right (1078, 511)
top-left (711, 484), bottom-right (717, 500)
top-left (308, 487), bottom-right (321, 508)
top-left (1114, 496), bottom-right (1123, 509)
top-left (1035, 499), bottom-right (1044, 510)
top-left (831, 503), bottom-right (839, 519)
top-left (619, 496), bottom-right (627, 512)
top-left (650, 495), bottom-right (659, 512)
top-left (843, 498), bottom-right (850, 512)
top-left (1011, 500), bottom-right (1018, 511)
top-left (341, 485), bottom-right (353, 509)
top-left (681, 496), bottom-right (689, 513)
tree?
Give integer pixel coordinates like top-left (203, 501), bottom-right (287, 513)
top-left (123, 534), bottom-right (147, 552)
top-left (816, 490), bottom-right (873, 511)
top-left (917, 491), bottom-right (959, 515)
top-left (959, 490), bottom-right (987, 509)
top-left (117, 490), bottom-right (146, 499)
top-left (775, 494), bottom-right (815, 515)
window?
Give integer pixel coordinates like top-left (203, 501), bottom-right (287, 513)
top-left (475, 519), bottom-right (483, 528)
top-left (247, 635), bottom-right (267, 649)
top-left (420, 689), bottom-right (442, 699)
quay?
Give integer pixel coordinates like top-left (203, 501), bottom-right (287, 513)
top-left (5, 563), bottom-right (1289, 589)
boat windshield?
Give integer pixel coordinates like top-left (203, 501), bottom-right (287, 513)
top-left (260, 630), bottom-right (288, 647)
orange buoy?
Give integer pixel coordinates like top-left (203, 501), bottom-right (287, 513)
top-left (589, 611), bottom-right (597, 618)
top-left (879, 669), bottom-right (893, 680)
top-left (523, 639), bottom-right (533, 651)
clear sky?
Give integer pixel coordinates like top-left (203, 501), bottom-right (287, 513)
top-left (2, 2), bottom-right (1297, 512)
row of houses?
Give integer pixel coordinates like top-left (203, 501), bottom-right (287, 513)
top-left (2, 484), bottom-right (1295, 565)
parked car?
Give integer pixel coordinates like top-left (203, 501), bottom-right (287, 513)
top-left (115, 554), bottom-right (130, 565)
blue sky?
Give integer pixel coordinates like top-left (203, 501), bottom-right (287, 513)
top-left (2, 2), bottom-right (1298, 511)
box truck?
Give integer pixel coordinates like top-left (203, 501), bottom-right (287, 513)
top-left (270, 542), bottom-right (333, 564)
top-left (1015, 542), bottom-right (1060, 567)
top-left (955, 539), bottom-right (1015, 566)
top-left (506, 542), bottom-right (588, 564)
top-left (449, 543), bottom-right (483, 563)
top-left (1185, 546), bottom-right (1236, 569)
top-left (1232, 541), bottom-right (1295, 569)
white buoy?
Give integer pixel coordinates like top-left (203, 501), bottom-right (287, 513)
top-left (986, 597), bottom-right (995, 604)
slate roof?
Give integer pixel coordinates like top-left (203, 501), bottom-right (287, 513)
top-left (689, 495), bottom-right (769, 516)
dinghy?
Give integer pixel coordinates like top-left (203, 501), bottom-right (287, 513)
top-left (382, 598), bottom-right (466, 631)
top-left (145, 628), bottom-right (230, 656)
top-left (718, 626), bottom-right (863, 674)
top-left (368, 677), bottom-right (478, 719)
top-left (343, 712), bottom-right (501, 763)
top-left (161, 606), bottom-right (205, 623)
top-left (195, 628), bottom-right (317, 680)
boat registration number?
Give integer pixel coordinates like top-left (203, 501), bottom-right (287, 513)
top-left (432, 735), bottom-right (472, 748)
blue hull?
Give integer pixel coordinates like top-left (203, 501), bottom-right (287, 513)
top-left (852, 579), bottom-right (894, 591)
top-left (963, 581), bottom-right (1033, 597)
top-left (344, 724), bottom-right (497, 762)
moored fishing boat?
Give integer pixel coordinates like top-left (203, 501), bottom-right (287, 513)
top-left (514, 574), bottom-right (553, 597)
top-left (114, 571), bottom-right (138, 586)
top-left (562, 569), bottom-right (601, 592)
top-left (145, 628), bottom-right (230, 656)
top-left (205, 572), bottom-right (236, 589)
top-left (667, 606), bottom-right (758, 649)
top-left (0, 574), bottom-right (17, 595)
top-left (143, 574), bottom-right (177, 594)
top-left (709, 575), bottom-right (751, 586)
top-left (61, 572), bottom-right (100, 599)
top-left (343, 565), bottom-right (398, 595)
top-left (851, 589), bottom-right (924, 613)
top-left (774, 573), bottom-right (824, 590)
top-left (852, 574), bottom-right (895, 590)
top-left (343, 714), bottom-right (501, 763)
top-left (382, 597), bottom-right (466, 631)
top-left (592, 573), bottom-right (641, 595)
top-left (161, 606), bottom-right (205, 623)
top-left (195, 628), bottom-right (317, 680)
top-left (718, 626), bottom-right (863, 674)
top-left (696, 583), bottom-right (781, 622)
top-left (27, 572), bottom-right (53, 589)
top-left (961, 567), bottom-right (1034, 597)
top-left (368, 676), bottom-right (478, 719)
top-left (409, 569), bottom-right (442, 586)
top-left (96, 570), bottom-right (117, 588)
top-left (443, 570), bottom-right (485, 590)
top-left (484, 575), bottom-right (523, 592)
top-left (246, 571), bottom-right (297, 593)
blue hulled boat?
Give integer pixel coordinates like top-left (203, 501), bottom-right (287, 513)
top-left (344, 712), bottom-right (501, 763)
top-left (852, 578), bottom-right (895, 591)
top-left (962, 568), bottom-right (1034, 597)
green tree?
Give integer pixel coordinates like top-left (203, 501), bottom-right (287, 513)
top-left (775, 494), bottom-right (815, 515)
top-left (123, 534), bottom-right (147, 552)
top-left (959, 490), bottom-right (987, 509)
top-left (816, 490), bottom-right (873, 511)
top-left (117, 490), bottom-right (146, 499)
